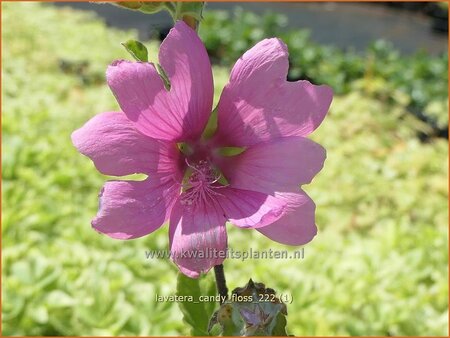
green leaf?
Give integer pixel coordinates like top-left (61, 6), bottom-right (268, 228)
top-left (45, 290), bottom-right (75, 308)
top-left (202, 276), bottom-right (218, 322)
top-left (121, 40), bottom-right (148, 62)
top-left (175, 2), bottom-right (205, 21)
top-left (177, 273), bottom-right (216, 336)
top-left (113, 2), bottom-right (142, 10)
top-left (271, 312), bottom-right (288, 336)
top-left (111, 2), bottom-right (166, 14)
top-left (139, 2), bottom-right (165, 14)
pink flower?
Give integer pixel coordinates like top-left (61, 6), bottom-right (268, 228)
top-left (72, 21), bottom-right (332, 278)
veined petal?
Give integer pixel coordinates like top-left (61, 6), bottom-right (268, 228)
top-left (217, 187), bottom-right (287, 229)
top-left (215, 38), bottom-right (332, 146)
top-left (219, 136), bottom-right (326, 194)
top-left (72, 112), bottom-right (181, 176)
top-left (159, 21), bottom-right (214, 140)
top-left (106, 21), bottom-right (213, 142)
top-left (169, 197), bottom-right (227, 278)
top-left (92, 175), bottom-right (180, 240)
top-left (257, 191), bottom-right (317, 246)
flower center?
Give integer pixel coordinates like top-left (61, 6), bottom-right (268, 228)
top-left (180, 159), bottom-right (225, 207)
top-left (179, 142), bottom-right (232, 206)
top-left (177, 139), bottom-right (240, 208)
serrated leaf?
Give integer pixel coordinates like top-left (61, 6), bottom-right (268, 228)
top-left (121, 40), bottom-right (148, 62)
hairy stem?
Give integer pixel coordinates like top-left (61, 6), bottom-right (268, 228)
top-left (214, 264), bottom-right (228, 304)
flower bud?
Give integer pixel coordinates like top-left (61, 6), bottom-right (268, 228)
top-left (209, 279), bottom-right (289, 336)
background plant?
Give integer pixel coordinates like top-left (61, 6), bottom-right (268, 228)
top-left (2, 3), bottom-right (448, 336)
top-left (199, 8), bottom-right (448, 137)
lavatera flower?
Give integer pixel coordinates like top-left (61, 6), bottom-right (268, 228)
top-left (72, 21), bottom-right (333, 278)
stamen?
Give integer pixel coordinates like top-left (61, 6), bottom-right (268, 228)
top-left (180, 159), bottom-right (227, 208)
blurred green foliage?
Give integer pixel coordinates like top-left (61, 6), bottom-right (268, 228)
top-left (200, 8), bottom-right (449, 134)
top-left (2, 2), bottom-right (448, 336)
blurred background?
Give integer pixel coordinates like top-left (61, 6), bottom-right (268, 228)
top-left (2, 1), bottom-right (448, 336)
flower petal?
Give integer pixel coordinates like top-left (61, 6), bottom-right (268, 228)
top-left (72, 112), bottom-right (181, 176)
top-left (158, 21), bottom-right (214, 139)
top-left (106, 21), bottom-right (213, 141)
top-left (219, 136), bottom-right (326, 193)
top-left (217, 187), bottom-right (287, 228)
top-left (257, 191), bottom-right (317, 246)
top-left (92, 175), bottom-right (180, 240)
top-left (169, 197), bottom-right (227, 278)
top-left (214, 38), bottom-right (332, 146)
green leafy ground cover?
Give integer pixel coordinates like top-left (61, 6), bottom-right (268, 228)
top-left (2, 3), bottom-right (448, 336)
